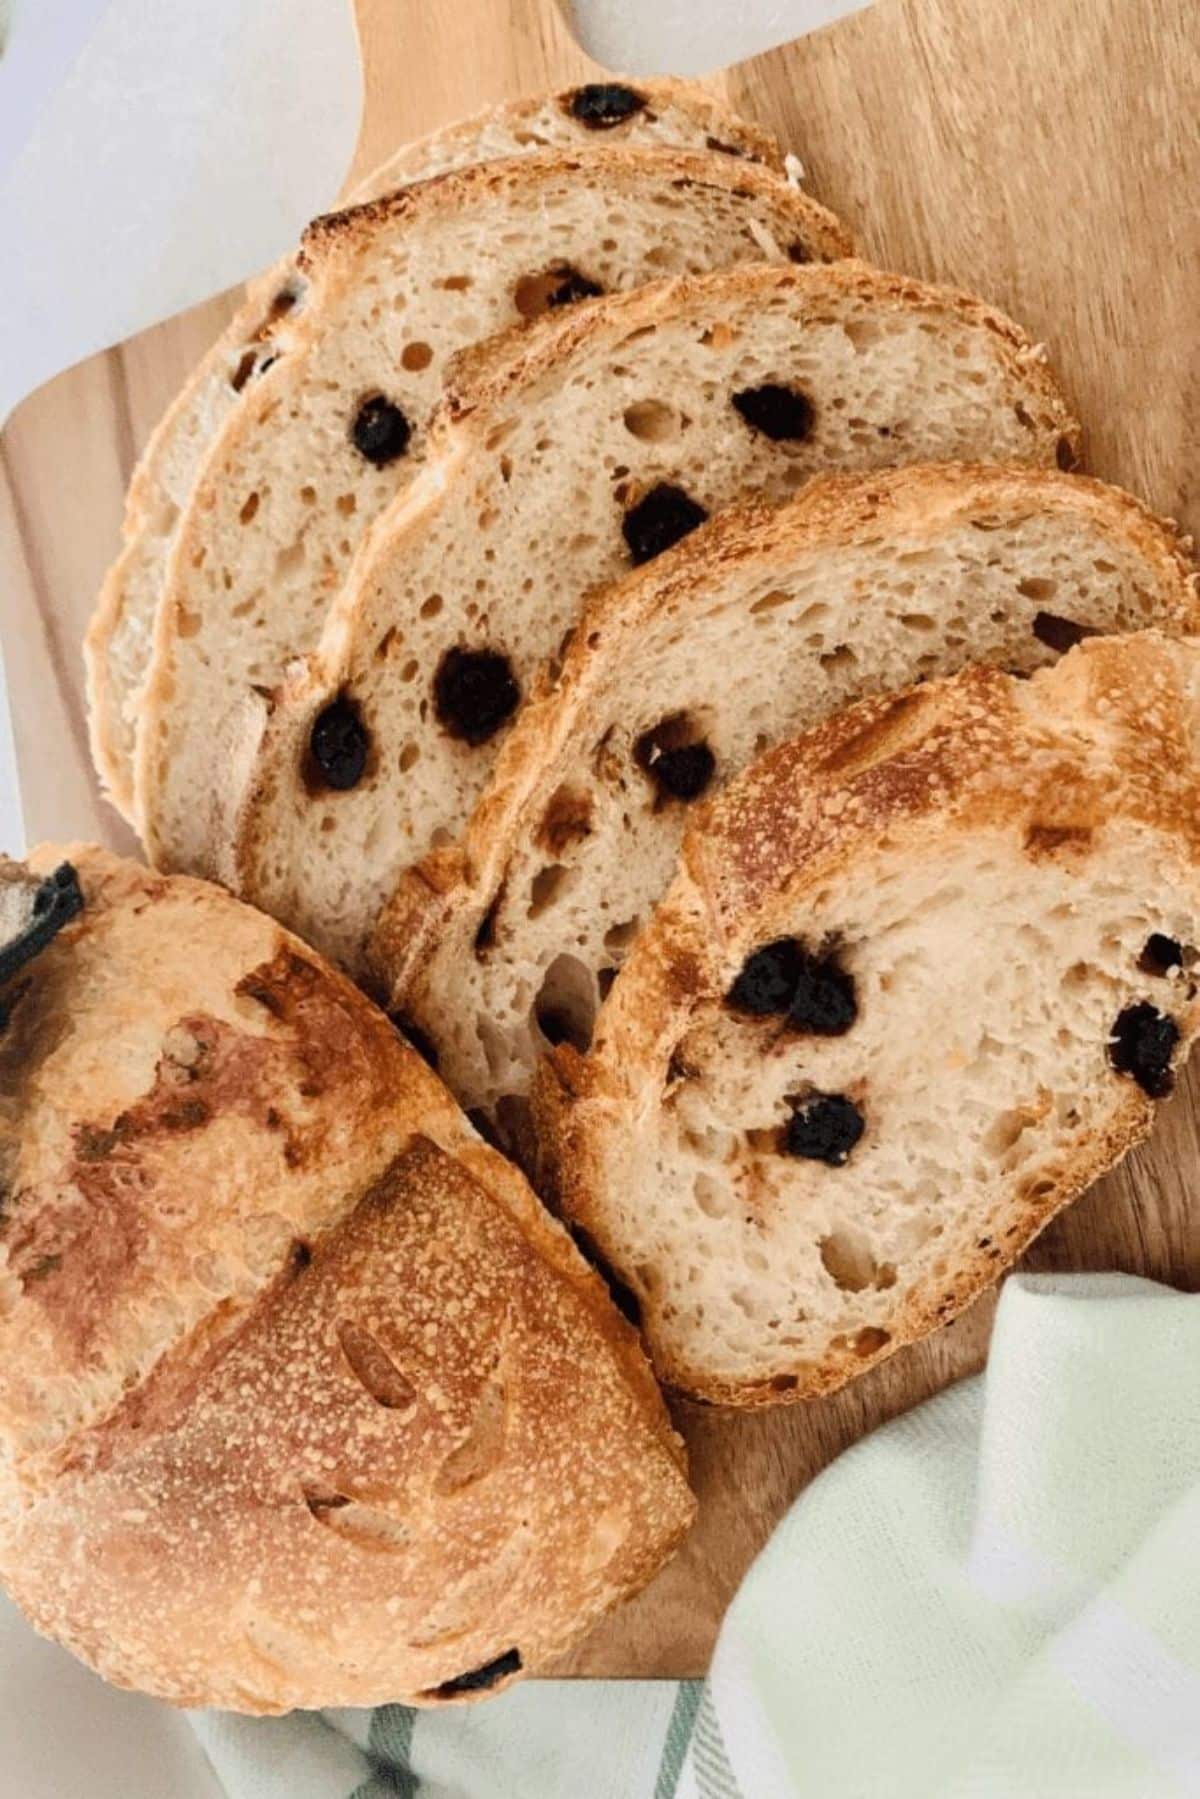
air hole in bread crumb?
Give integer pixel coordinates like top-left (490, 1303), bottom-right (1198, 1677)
top-left (623, 399), bottom-right (680, 442)
top-left (818, 1228), bottom-right (878, 1293)
top-left (1017, 576), bottom-right (1057, 602)
top-left (528, 864), bottom-right (571, 918)
top-left (819, 644), bottom-right (858, 674)
top-left (274, 540), bottom-right (306, 578)
top-left (852, 1326), bottom-right (890, 1357)
top-left (534, 953), bottom-right (595, 1052)
top-left (603, 917), bottom-right (640, 953)
top-left (239, 491), bottom-right (260, 525)
top-left (299, 485), bottom-right (317, 504)
top-left (398, 741), bottom-right (420, 773)
top-left (420, 593), bottom-right (444, 619)
top-left (474, 888), bottom-right (504, 958)
top-left (1032, 611), bottom-right (1097, 653)
top-left (538, 785), bottom-right (593, 855)
top-left (694, 1173), bottom-right (732, 1218)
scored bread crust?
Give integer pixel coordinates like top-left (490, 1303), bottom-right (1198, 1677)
top-left (532, 634), bottom-right (1200, 1405)
top-left (132, 149), bottom-right (850, 871)
top-left (370, 465), bottom-right (1200, 1140)
top-left (216, 262), bottom-right (1082, 975)
top-left (0, 846), bottom-right (693, 1710)
top-left (87, 79), bottom-right (784, 822)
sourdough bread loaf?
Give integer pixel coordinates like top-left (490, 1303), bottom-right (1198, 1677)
top-left (87, 80), bottom-right (784, 820)
top-left (534, 634), bottom-right (1200, 1404)
top-left (129, 149), bottom-right (847, 867)
top-left (0, 846), bottom-right (693, 1709)
top-left (210, 263), bottom-right (1080, 972)
top-left (369, 467), bottom-right (1198, 1153)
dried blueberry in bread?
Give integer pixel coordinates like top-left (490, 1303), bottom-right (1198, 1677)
top-left (223, 270), bottom-right (1083, 974)
top-left (372, 467), bottom-right (1196, 1149)
top-left (532, 636), bottom-right (1200, 1405)
top-left (134, 152), bottom-right (852, 873)
top-left (89, 80), bottom-right (790, 822)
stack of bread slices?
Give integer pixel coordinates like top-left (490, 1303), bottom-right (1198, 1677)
top-left (59, 76), bottom-right (1200, 1701)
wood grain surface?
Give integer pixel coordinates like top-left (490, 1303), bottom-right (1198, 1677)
top-left (1, 0), bottom-right (1197, 1678)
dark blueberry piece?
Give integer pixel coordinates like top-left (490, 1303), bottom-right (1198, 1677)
top-left (788, 953), bottom-right (857, 1035)
top-left (622, 483), bottom-right (709, 565)
top-left (567, 83), bottom-right (646, 128)
top-left (634, 717), bottom-right (715, 803)
top-left (351, 394), bottom-right (412, 466)
top-left (782, 1094), bottom-right (864, 1165)
top-left (1032, 611), bottom-right (1099, 654)
top-left (433, 1648), bottom-right (522, 1697)
top-left (0, 862), bottom-right (84, 988)
top-left (308, 695), bottom-right (369, 791)
top-left (731, 383), bottom-right (815, 442)
top-left (434, 647), bottom-right (520, 746)
top-left (1139, 933), bottom-right (1185, 976)
top-left (728, 939), bottom-right (805, 1015)
top-left (547, 267), bottom-right (604, 308)
top-left (389, 1012), bottom-right (439, 1070)
top-left (1109, 1002), bottom-right (1179, 1098)
top-left (650, 742), bottom-right (715, 801)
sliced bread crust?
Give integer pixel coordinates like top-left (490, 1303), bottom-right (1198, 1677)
top-left (132, 149), bottom-right (849, 866)
top-left (212, 263), bottom-right (1080, 973)
top-left (533, 633), bottom-right (1200, 1404)
top-left (370, 467), bottom-right (1199, 1148)
top-left (0, 845), bottom-right (693, 1709)
top-left (87, 81), bottom-right (783, 820)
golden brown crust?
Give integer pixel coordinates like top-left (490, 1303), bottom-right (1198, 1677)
top-left (441, 260), bottom-right (1080, 461)
top-left (0, 846), bottom-right (693, 1707)
top-left (298, 146), bottom-right (846, 273)
top-left (532, 634), bottom-right (1200, 1404)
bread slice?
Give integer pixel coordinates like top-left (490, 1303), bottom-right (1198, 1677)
top-left (534, 633), bottom-right (1200, 1405)
top-left (370, 467), bottom-right (1199, 1153)
top-left (125, 146), bottom-right (846, 861)
top-left (87, 80), bottom-right (784, 820)
top-left (209, 263), bottom-right (1081, 972)
top-left (0, 845), bottom-right (693, 1710)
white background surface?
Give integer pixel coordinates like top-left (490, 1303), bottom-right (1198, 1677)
top-left (0, 1), bottom-right (865, 1791)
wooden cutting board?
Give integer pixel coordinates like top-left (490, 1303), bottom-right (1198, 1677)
top-left (2, 0), bottom-right (1197, 1677)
